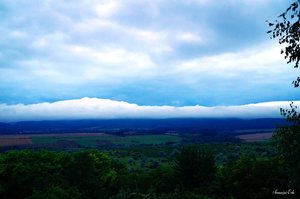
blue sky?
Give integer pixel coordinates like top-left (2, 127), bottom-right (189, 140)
top-left (0, 0), bottom-right (298, 108)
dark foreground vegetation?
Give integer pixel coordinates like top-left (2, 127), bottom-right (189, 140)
top-left (0, 136), bottom-right (298, 199)
top-left (0, 146), bottom-right (288, 199)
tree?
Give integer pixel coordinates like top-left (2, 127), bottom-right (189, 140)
top-left (64, 150), bottom-right (121, 199)
top-left (25, 186), bottom-right (82, 199)
top-left (216, 157), bottom-right (288, 199)
top-left (268, 0), bottom-right (300, 87)
top-left (0, 150), bottom-right (66, 199)
top-left (273, 103), bottom-right (300, 191)
top-left (268, 0), bottom-right (300, 191)
top-left (0, 149), bottom-right (126, 199)
top-left (174, 145), bottom-right (215, 190)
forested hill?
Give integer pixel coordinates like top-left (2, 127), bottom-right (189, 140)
top-left (0, 118), bottom-right (286, 134)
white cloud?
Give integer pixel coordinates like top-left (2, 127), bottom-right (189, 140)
top-left (65, 45), bottom-right (155, 69)
top-left (186, 0), bottom-right (210, 5)
top-left (227, 0), bottom-right (274, 5)
top-left (0, 97), bottom-right (297, 122)
top-left (32, 32), bottom-right (68, 50)
top-left (72, 18), bottom-right (174, 54)
top-left (94, 1), bottom-right (121, 18)
top-left (73, 18), bottom-right (120, 34)
top-left (173, 42), bottom-right (291, 85)
top-left (175, 32), bottom-right (203, 43)
top-left (188, 0), bottom-right (274, 6)
top-left (12, 45), bottom-right (157, 85)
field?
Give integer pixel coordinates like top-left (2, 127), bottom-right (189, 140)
top-left (0, 133), bottom-right (182, 148)
top-left (0, 135), bottom-right (32, 146)
top-left (0, 130), bottom-right (276, 149)
top-left (236, 132), bottom-right (273, 142)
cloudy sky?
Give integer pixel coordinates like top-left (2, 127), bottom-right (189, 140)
top-left (0, 0), bottom-right (299, 121)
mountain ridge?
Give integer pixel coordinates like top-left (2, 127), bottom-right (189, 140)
top-left (0, 118), bottom-right (286, 135)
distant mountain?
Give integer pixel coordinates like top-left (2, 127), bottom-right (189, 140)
top-left (0, 118), bottom-right (286, 134)
top-left (0, 122), bottom-right (13, 131)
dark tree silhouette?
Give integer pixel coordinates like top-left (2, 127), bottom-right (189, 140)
top-left (268, 0), bottom-right (300, 87)
top-left (268, 0), bottom-right (300, 191)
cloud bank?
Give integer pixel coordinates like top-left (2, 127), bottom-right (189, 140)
top-left (0, 98), bottom-right (298, 122)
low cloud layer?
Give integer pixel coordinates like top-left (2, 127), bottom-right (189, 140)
top-left (0, 98), bottom-right (298, 122)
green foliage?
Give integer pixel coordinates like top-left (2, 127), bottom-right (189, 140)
top-left (0, 150), bottom-right (67, 199)
top-left (273, 103), bottom-right (300, 191)
top-left (216, 156), bottom-right (288, 199)
top-left (149, 166), bottom-right (176, 194)
top-left (0, 149), bottom-right (126, 199)
top-left (174, 145), bottom-right (215, 190)
top-left (110, 189), bottom-right (158, 199)
top-left (64, 150), bottom-right (118, 198)
top-left (0, 142), bottom-right (293, 199)
top-left (25, 186), bottom-right (82, 199)
top-left (159, 191), bottom-right (212, 199)
top-left (110, 189), bottom-right (212, 199)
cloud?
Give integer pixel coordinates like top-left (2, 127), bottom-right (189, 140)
top-left (65, 45), bottom-right (155, 69)
top-left (94, 1), bottom-right (121, 18)
top-left (0, 97), bottom-right (297, 122)
top-left (172, 42), bottom-right (292, 86)
top-left (188, 0), bottom-right (280, 6)
top-left (0, 0), bottom-right (297, 106)
top-left (175, 32), bottom-right (203, 43)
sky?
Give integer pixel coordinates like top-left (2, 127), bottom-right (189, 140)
top-left (0, 0), bottom-right (299, 121)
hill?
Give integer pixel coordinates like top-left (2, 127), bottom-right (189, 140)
top-left (0, 118), bottom-right (286, 135)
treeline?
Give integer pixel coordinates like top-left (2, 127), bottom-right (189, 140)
top-left (0, 146), bottom-right (296, 199)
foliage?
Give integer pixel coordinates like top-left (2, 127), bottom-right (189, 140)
top-left (280, 102), bottom-right (300, 124)
top-left (174, 145), bottom-right (215, 190)
top-left (159, 192), bottom-right (212, 199)
top-left (63, 150), bottom-right (122, 198)
top-left (268, 0), bottom-right (300, 87)
top-left (216, 156), bottom-right (288, 199)
top-left (274, 103), bottom-right (300, 191)
top-left (149, 166), bottom-right (176, 194)
top-left (0, 150), bottom-right (66, 199)
top-left (0, 150), bottom-right (126, 199)
top-left (0, 142), bottom-right (291, 199)
top-left (25, 186), bottom-right (82, 199)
